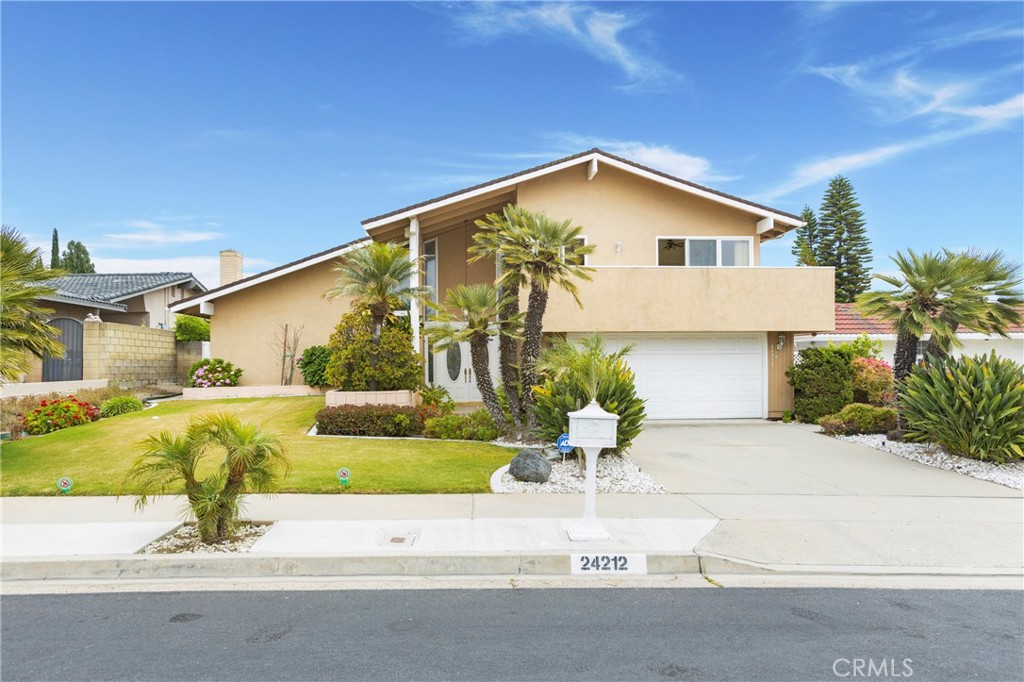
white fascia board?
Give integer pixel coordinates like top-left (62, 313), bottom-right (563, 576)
top-left (168, 239), bottom-right (369, 313)
top-left (39, 295), bottom-right (126, 312)
top-left (362, 155), bottom-right (596, 231)
top-left (594, 156), bottom-right (804, 227)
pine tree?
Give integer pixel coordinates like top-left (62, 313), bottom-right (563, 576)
top-left (790, 205), bottom-right (820, 266)
top-left (817, 176), bottom-right (872, 303)
top-left (60, 240), bottom-right (96, 273)
top-left (50, 229), bottom-right (60, 269)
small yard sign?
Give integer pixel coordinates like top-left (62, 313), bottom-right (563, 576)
top-left (556, 433), bottom-right (573, 454)
top-left (56, 477), bottom-right (74, 495)
top-left (336, 467), bottom-right (351, 486)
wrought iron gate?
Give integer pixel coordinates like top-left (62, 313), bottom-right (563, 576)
top-left (42, 318), bottom-right (84, 382)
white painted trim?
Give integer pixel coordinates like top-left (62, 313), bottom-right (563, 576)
top-left (756, 216), bottom-right (775, 234)
top-left (363, 151), bottom-right (802, 231)
top-left (168, 238), bottom-right (370, 313)
top-left (587, 157), bottom-right (599, 180)
top-left (199, 301), bottom-right (215, 316)
top-left (108, 276), bottom-right (207, 302)
top-left (39, 294), bottom-right (126, 312)
top-left (409, 217), bottom-right (421, 353)
top-left (762, 334), bottom-right (769, 420)
top-left (560, 235), bottom-right (589, 266)
top-left (655, 235), bottom-right (755, 267)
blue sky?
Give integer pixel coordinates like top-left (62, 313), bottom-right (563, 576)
top-left (3, 1), bottom-right (1021, 288)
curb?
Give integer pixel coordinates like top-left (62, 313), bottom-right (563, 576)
top-left (1, 552), bottom-right (702, 582)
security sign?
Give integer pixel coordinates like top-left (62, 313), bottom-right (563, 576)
top-left (337, 467), bottom-right (351, 486)
top-left (56, 477), bottom-right (74, 494)
top-left (556, 433), bottom-right (574, 454)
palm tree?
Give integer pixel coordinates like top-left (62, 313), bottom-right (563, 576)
top-left (0, 225), bottom-right (65, 381)
top-left (122, 413), bottom-right (289, 544)
top-left (424, 284), bottom-right (515, 430)
top-left (325, 241), bottom-right (428, 390)
top-left (856, 249), bottom-right (1022, 382)
top-left (471, 206), bottom-right (595, 426)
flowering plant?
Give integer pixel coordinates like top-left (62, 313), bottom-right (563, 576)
top-left (852, 356), bottom-right (895, 406)
top-left (23, 396), bottom-right (100, 435)
top-left (188, 358), bottom-right (243, 388)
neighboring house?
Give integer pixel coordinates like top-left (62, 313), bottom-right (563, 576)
top-left (796, 303), bottom-right (1024, 364)
top-left (171, 149), bottom-right (835, 419)
top-left (23, 272), bottom-right (206, 383)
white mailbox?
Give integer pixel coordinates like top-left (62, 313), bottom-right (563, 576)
top-left (568, 400), bottom-right (619, 449)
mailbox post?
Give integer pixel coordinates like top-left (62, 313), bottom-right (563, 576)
top-left (566, 400), bottom-right (619, 541)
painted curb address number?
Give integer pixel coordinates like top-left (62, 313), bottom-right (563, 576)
top-left (571, 553), bottom-right (648, 575)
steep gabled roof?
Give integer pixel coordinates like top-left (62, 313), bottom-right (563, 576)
top-left (169, 237), bottom-right (370, 313)
top-left (362, 148), bottom-right (802, 231)
top-left (42, 272), bottom-right (205, 305)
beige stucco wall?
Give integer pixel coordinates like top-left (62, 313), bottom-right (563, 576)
top-left (517, 163), bottom-right (766, 266)
top-left (424, 223), bottom-right (496, 309)
top-left (208, 259), bottom-right (354, 386)
top-left (540, 266), bottom-right (835, 333)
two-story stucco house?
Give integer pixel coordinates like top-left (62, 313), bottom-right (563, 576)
top-left (171, 149), bottom-right (835, 419)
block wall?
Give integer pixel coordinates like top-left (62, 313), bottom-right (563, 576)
top-left (83, 321), bottom-right (178, 386)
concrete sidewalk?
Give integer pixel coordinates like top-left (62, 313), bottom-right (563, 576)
top-left (2, 422), bottom-right (1021, 584)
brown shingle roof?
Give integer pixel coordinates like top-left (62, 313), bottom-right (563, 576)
top-left (821, 303), bottom-right (1024, 335)
top-left (361, 148), bottom-right (802, 226)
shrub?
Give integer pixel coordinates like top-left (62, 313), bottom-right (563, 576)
top-left (23, 396), bottom-right (100, 435)
top-left (424, 409), bottom-right (501, 441)
top-left (787, 345), bottom-right (855, 423)
top-left (831, 333), bottom-right (883, 359)
top-left (324, 311), bottom-right (423, 391)
top-left (819, 403), bottom-right (898, 436)
top-left (419, 385), bottom-right (456, 415)
top-left (531, 335), bottom-right (646, 453)
top-left (99, 395), bottom-right (145, 418)
top-left (315, 404), bottom-right (435, 437)
top-left (297, 345), bottom-right (332, 387)
top-left (188, 358), bottom-right (243, 388)
top-left (173, 314), bottom-right (210, 342)
top-left (852, 357), bottom-right (895, 406)
top-left (900, 352), bottom-right (1024, 463)
top-left (122, 413), bottom-right (288, 544)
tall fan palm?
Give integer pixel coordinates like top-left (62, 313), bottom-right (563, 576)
top-left (325, 241), bottom-right (429, 390)
top-left (856, 249), bottom-right (1022, 382)
top-left (424, 284), bottom-right (517, 430)
top-left (0, 225), bottom-right (65, 381)
top-left (471, 206), bottom-right (595, 426)
top-left (122, 413), bottom-right (289, 544)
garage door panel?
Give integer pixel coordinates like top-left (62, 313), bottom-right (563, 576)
top-left (574, 333), bottom-right (765, 419)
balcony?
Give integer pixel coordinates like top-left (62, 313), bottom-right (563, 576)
top-left (541, 266), bottom-right (835, 333)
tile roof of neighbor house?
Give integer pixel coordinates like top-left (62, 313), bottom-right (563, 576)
top-left (46, 273), bottom-right (206, 304)
top-left (361, 148), bottom-right (803, 226)
top-left (820, 303), bottom-right (1024, 335)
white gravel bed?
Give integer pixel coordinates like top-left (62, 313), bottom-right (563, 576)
top-left (499, 454), bottom-right (666, 494)
top-left (837, 434), bottom-right (1024, 490)
top-left (142, 522), bottom-right (272, 554)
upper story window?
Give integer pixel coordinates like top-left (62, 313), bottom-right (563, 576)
top-left (423, 238), bottom-right (438, 303)
top-left (657, 237), bottom-right (752, 267)
top-left (560, 236), bottom-right (588, 265)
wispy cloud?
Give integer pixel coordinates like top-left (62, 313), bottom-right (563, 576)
top-left (447, 3), bottom-right (681, 92)
top-left (102, 220), bottom-right (223, 247)
top-left (91, 256), bottom-right (274, 292)
top-left (764, 16), bottom-right (1023, 199)
top-left (545, 134), bottom-right (735, 183)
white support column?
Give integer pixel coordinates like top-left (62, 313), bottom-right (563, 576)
top-left (408, 216), bottom-right (420, 353)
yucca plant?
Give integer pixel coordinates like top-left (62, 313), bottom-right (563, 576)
top-left (900, 352), bottom-right (1024, 463)
top-left (121, 413), bottom-right (290, 543)
top-left (532, 334), bottom-right (646, 455)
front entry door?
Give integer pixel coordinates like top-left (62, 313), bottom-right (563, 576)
top-left (427, 336), bottom-right (499, 403)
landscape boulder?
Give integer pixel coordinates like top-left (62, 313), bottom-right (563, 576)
top-left (509, 449), bottom-right (552, 483)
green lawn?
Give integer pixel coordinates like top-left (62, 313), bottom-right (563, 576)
top-left (0, 397), bottom-right (514, 496)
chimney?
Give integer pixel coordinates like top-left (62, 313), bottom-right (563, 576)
top-left (219, 249), bottom-right (244, 286)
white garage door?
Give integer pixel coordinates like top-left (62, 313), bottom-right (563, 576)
top-left (574, 334), bottom-right (765, 419)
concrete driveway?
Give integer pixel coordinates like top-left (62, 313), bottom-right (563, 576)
top-left (630, 420), bottom-right (1024, 572)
